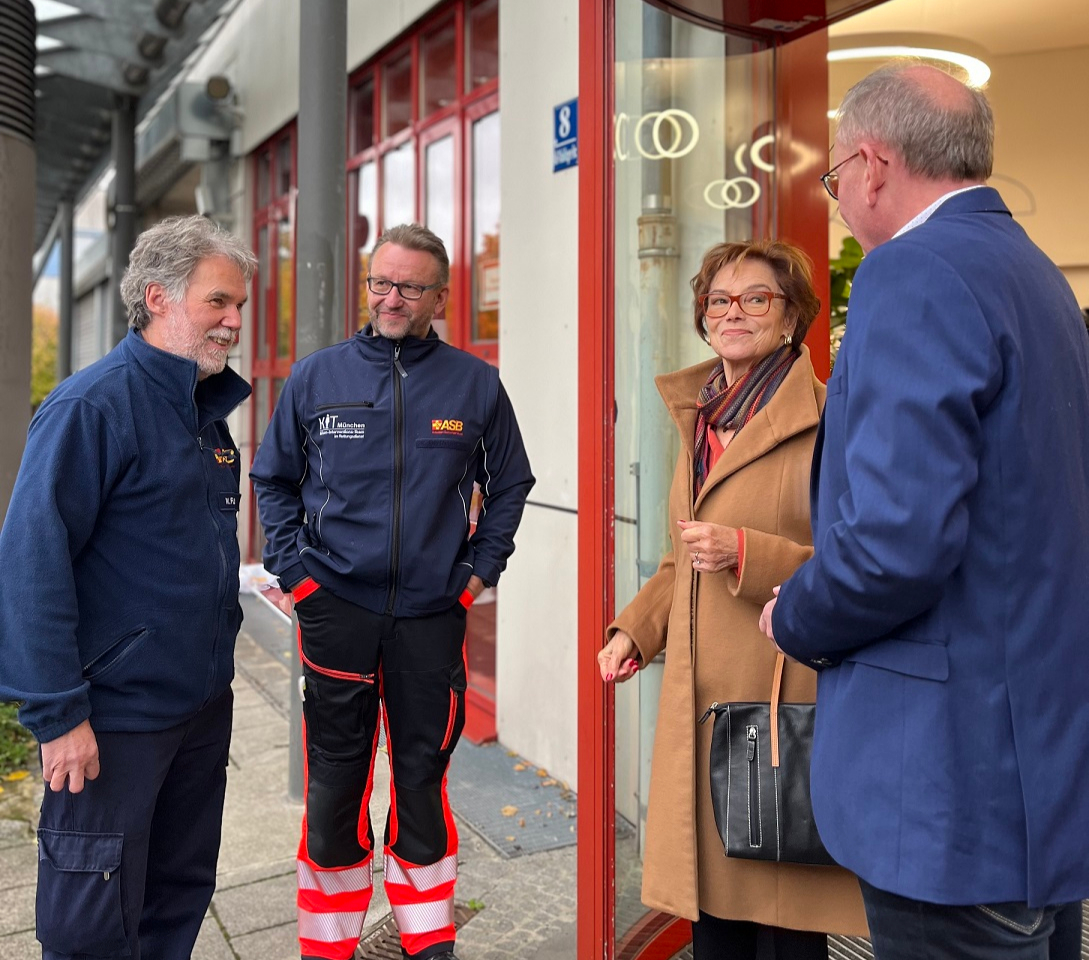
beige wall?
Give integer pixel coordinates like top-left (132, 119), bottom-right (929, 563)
top-left (829, 46), bottom-right (1089, 304)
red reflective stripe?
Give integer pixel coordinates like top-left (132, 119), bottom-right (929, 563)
top-left (299, 935), bottom-right (359, 960)
top-left (458, 588), bottom-right (475, 609)
top-left (439, 690), bottom-right (458, 751)
top-left (292, 577), bottom-right (321, 602)
top-left (300, 651), bottom-right (376, 684)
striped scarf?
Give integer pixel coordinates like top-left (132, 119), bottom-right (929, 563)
top-left (693, 346), bottom-right (798, 497)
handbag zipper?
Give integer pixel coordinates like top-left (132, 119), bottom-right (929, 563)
top-left (698, 702), bottom-right (719, 724)
top-left (746, 724), bottom-right (761, 848)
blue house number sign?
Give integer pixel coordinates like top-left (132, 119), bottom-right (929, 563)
top-left (553, 99), bottom-right (578, 172)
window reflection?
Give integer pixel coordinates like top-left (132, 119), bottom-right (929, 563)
top-left (355, 162), bottom-right (378, 331)
top-left (383, 141), bottom-right (416, 232)
top-left (471, 112), bottom-right (500, 341)
top-left (426, 136), bottom-right (456, 341)
top-left (256, 227), bottom-right (269, 361)
top-left (276, 218), bottom-right (293, 360)
top-left (353, 75), bottom-right (375, 154)
top-left (467, 0), bottom-right (498, 89)
top-left (384, 50), bottom-right (412, 137)
top-left (422, 17), bottom-right (457, 116)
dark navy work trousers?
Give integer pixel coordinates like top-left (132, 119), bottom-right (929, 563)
top-left (36, 688), bottom-right (233, 960)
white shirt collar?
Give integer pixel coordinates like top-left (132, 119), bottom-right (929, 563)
top-left (892, 184), bottom-right (987, 238)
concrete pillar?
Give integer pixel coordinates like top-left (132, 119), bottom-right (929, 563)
top-left (110, 94), bottom-right (137, 346)
top-left (58, 201), bottom-right (74, 381)
top-left (0, 0), bottom-right (36, 522)
top-left (289, 0), bottom-right (347, 802)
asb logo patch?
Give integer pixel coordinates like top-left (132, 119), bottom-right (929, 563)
top-left (432, 419), bottom-right (464, 435)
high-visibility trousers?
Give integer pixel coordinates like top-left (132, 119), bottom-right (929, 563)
top-left (292, 580), bottom-right (467, 960)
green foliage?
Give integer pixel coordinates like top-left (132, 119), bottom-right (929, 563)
top-left (466, 898), bottom-right (486, 912)
top-left (32, 304), bottom-right (59, 411)
top-left (0, 703), bottom-right (36, 777)
top-left (829, 236), bottom-right (863, 367)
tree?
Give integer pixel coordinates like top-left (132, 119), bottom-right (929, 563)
top-left (32, 304), bottom-right (58, 411)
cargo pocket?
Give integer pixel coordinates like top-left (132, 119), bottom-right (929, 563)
top-left (37, 828), bottom-right (127, 955)
top-left (301, 663), bottom-right (377, 766)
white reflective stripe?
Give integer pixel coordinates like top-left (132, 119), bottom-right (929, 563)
top-left (408, 854), bottom-right (458, 891)
top-left (382, 853), bottom-right (457, 892)
top-left (297, 859), bottom-right (372, 896)
top-left (390, 898), bottom-right (454, 935)
top-left (298, 906), bottom-right (366, 943)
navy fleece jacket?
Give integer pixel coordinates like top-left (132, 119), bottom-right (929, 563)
top-left (250, 326), bottom-right (534, 616)
top-left (0, 330), bottom-right (251, 742)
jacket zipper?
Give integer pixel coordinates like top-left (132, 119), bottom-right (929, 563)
top-left (315, 401), bottom-right (375, 411)
top-left (386, 343), bottom-right (408, 615)
top-left (199, 434), bottom-right (229, 699)
top-left (440, 689), bottom-right (459, 751)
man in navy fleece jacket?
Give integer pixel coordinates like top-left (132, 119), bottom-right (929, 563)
top-left (0, 215), bottom-right (254, 960)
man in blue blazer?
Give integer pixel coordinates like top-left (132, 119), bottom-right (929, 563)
top-left (762, 64), bottom-right (1089, 958)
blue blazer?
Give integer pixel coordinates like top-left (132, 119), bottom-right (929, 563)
top-left (774, 187), bottom-right (1089, 907)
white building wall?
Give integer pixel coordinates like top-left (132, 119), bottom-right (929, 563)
top-left (495, 0), bottom-right (581, 788)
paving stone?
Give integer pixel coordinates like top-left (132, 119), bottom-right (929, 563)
top-left (0, 883), bottom-right (36, 936)
top-left (0, 843), bottom-right (38, 891)
top-left (192, 913), bottom-right (236, 960)
top-left (0, 929), bottom-right (41, 960)
top-left (213, 871), bottom-right (298, 938)
top-left (228, 919), bottom-right (298, 960)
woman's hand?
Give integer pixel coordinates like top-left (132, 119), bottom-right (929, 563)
top-left (598, 630), bottom-right (642, 684)
top-left (677, 519), bottom-right (739, 573)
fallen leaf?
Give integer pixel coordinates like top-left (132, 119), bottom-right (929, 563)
top-left (535, 809), bottom-right (541, 815)
top-left (518, 818), bottom-right (525, 827)
top-left (3, 771), bottom-right (29, 782)
top-left (500, 805), bottom-right (519, 817)
top-left (505, 835), bottom-right (516, 842)
top-left (546, 811), bottom-right (553, 818)
top-left (512, 763), bottom-right (526, 771)
top-left (536, 769), bottom-right (549, 777)
top-left (506, 750), bottom-right (518, 757)
top-left (541, 778), bottom-right (557, 787)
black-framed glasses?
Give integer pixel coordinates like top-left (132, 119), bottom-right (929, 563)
top-left (698, 291), bottom-right (786, 319)
top-left (366, 277), bottom-right (442, 300)
top-left (819, 152), bottom-right (889, 200)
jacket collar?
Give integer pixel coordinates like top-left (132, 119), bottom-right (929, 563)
top-left (121, 328), bottom-right (251, 431)
top-left (924, 184), bottom-right (1011, 221)
top-left (655, 345), bottom-right (824, 511)
top-left (354, 323), bottom-right (443, 364)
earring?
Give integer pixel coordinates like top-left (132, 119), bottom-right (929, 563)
top-left (781, 333), bottom-right (793, 346)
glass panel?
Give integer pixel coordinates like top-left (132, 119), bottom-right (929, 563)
top-left (276, 135), bottom-right (293, 197)
top-left (256, 149), bottom-right (271, 208)
top-left (384, 50), bottom-right (413, 137)
top-left (354, 161), bottom-right (378, 331)
top-left (425, 135), bottom-right (456, 342)
top-left (611, 0), bottom-right (774, 951)
top-left (276, 216), bottom-right (293, 360)
top-left (471, 111), bottom-right (499, 342)
top-left (382, 140), bottom-right (416, 231)
top-left (256, 226), bottom-right (269, 361)
top-left (421, 16), bottom-right (457, 117)
top-left (352, 75), bottom-right (376, 155)
top-left (467, 0), bottom-right (499, 89)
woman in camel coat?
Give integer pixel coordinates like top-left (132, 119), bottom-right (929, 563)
top-left (599, 240), bottom-right (868, 959)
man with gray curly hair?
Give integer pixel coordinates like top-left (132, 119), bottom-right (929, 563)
top-left (0, 214), bottom-right (255, 959)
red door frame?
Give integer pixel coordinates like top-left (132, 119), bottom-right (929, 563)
top-left (576, 3), bottom-right (830, 957)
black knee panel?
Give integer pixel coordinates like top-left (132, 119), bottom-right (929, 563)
top-left (306, 776), bottom-right (370, 867)
top-left (388, 782), bottom-right (448, 864)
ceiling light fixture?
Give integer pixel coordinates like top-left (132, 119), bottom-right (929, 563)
top-left (827, 35), bottom-right (992, 88)
top-left (828, 46), bottom-right (990, 86)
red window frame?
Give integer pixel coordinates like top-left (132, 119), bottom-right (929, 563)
top-left (249, 124), bottom-right (297, 561)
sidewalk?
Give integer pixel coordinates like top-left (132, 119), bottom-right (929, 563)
top-left (0, 597), bottom-right (577, 960)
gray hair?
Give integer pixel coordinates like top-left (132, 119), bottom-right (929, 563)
top-left (120, 215), bottom-right (258, 330)
top-left (373, 223), bottom-right (450, 285)
top-left (836, 62), bottom-right (994, 182)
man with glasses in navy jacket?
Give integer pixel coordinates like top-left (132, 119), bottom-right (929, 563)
top-left (252, 223), bottom-right (533, 960)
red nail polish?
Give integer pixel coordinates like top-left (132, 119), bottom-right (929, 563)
top-left (606, 673), bottom-right (613, 681)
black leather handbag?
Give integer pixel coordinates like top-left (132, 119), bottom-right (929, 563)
top-left (703, 652), bottom-right (835, 866)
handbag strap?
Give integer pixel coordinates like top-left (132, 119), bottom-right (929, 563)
top-left (770, 651), bottom-right (786, 768)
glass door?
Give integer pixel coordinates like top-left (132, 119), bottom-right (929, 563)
top-left (577, 0), bottom-right (832, 955)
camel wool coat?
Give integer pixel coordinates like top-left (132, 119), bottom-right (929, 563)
top-left (608, 347), bottom-right (868, 936)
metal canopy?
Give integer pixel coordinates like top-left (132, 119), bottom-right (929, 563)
top-left (33, 0), bottom-right (233, 248)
